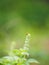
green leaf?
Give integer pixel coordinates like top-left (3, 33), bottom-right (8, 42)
top-left (12, 49), bottom-right (21, 56)
top-left (27, 58), bottom-right (39, 64)
top-left (26, 61), bottom-right (30, 65)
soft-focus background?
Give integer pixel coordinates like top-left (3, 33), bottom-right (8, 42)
top-left (0, 0), bottom-right (49, 65)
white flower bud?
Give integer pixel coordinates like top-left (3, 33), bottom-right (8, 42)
top-left (24, 33), bottom-right (31, 50)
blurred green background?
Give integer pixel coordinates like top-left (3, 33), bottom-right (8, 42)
top-left (0, 0), bottom-right (49, 65)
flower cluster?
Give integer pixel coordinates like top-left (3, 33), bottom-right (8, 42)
top-left (0, 33), bottom-right (39, 65)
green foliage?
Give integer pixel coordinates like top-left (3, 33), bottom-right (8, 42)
top-left (0, 34), bottom-right (39, 65)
